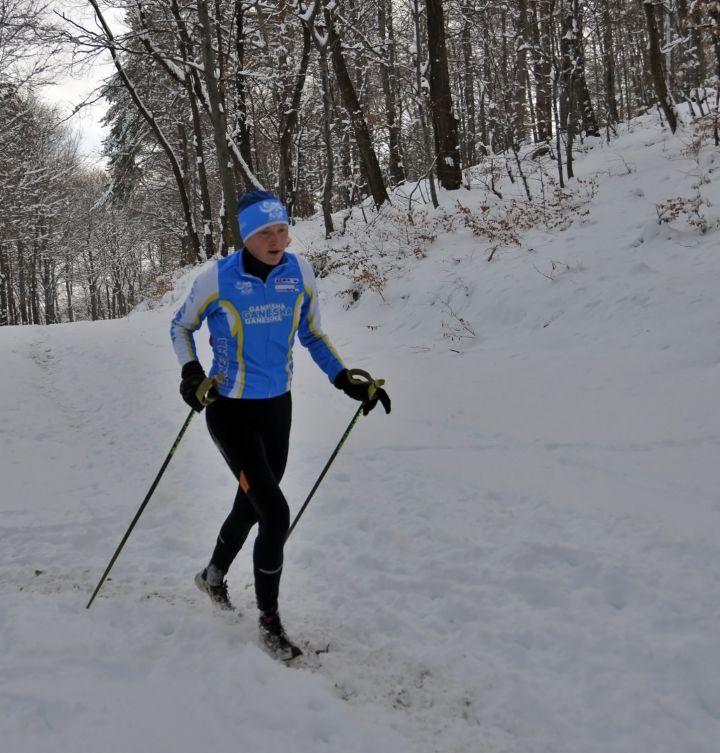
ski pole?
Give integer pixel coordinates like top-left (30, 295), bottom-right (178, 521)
top-left (86, 375), bottom-right (222, 609)
top-left (286, 369), bottom-right (384, 541)
top-left (286, 405), bottom-right (363, 541)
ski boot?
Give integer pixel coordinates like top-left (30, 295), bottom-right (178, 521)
top-left (258, 611), bottom-right (303, 660)
top-left (194, 565), bottom-right (234, 611)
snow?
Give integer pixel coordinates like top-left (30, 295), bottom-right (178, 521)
top-left (2, 114), bottom-right (720, 753)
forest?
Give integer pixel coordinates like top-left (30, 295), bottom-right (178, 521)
top-left (0, 0), bottom-right (718, 326)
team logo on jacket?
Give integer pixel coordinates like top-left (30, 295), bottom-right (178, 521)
top-left (274, 276), bottom-right (300, 293)
top-left (242, 303), bottom-right (293, 324)
top-left (234, 280), bottom-right (254, 295)
top-left (215, 337), bottom-right (230, 373)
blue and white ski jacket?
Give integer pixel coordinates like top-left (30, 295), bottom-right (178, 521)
top-left (170, 251), bottom-right (345, 399)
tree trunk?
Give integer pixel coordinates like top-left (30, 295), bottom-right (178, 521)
top-left (233, 0), bottom-right (254, 176)
top-left (65, 251), bottom-right (74, 323)
top-left (4, 247), bottom-right (17, 325)
top-left (425, 0), bottom-right (462, 190)
top-left (675, 0), bottom-right (706, 90)
top-left (712, 3), bottom-right (720, 90)
top-left (378, 0), bottom-right (406, 185)
top-left (340, 128), bottom-right (352, 207)
top-left (531, 0), bottom-right (553, 141)
top-left (560, 1), bottom-right (600, 137)
top-left (499, 8), bottom-right (511, 152)
top-left (513, 0), bottom-right (530, 144)
top-left (325, 7), bottom-right (389, 208)
top-left (188, 83), bottom-right (215, 261)
top-left (86, 243), bottom-right (98, 322)
top-left (411, 0), bottom-right (439, 205)
top-left (278, 22), bottom-right (312, 214)
top-left (643, 0), bottom-right (678, 133)
top-left (0, 244), bottom-right (8, 326)
top-left (319, 49), bottom-right (335, 238)
top-left (559, 6), bottom-right (574, 131)
top-left (170, 0), bottom-right (214, 261)
top-left (30, 242), bottom-right (40, 324)
top-left (460, 6), bottom-right (477, 165)
top-left (43, 254), bottom-right (55, 324)
top-left (602, 0), bottom-right (620, 124)
top-left (552, 61), bottom-right (565, 188)
top-left (196, 0), bottom-right (241, 249)
top-left (18, 243), bottom-right (28, 324)
top-left (572, 2), bottom-right (600, 137)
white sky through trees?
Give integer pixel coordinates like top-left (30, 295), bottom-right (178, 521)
top-left (39, 1), bottom-right (126, 166)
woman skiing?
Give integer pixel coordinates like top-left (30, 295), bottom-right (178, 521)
top-left (170, 189), bottom-right (390, 658)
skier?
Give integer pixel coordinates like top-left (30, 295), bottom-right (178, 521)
top-left (170, 189), bottom-right (391, 659)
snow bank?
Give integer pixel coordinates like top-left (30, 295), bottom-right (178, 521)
top-left (2, 114), bottom-right (720, 753)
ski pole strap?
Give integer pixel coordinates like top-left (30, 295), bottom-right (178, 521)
top-left (346, 368), bottom-right (385, 401)
top-left (195, 373), bottom-right (225, 407)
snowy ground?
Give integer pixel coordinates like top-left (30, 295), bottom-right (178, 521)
top-left (2, 114), bottom-right (720, 753)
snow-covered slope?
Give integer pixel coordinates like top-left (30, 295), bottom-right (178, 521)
top-left (2, 115), bottom-right (720, 753)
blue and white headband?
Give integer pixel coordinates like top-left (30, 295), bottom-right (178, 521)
top-left (238, 198), bottom-right (289, 242)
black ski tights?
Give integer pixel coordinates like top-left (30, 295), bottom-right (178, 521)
top-left (205, 392), bottom-right (291, 614)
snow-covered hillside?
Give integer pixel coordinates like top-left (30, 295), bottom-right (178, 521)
top-left (2, 114), bottom-right (719, 753)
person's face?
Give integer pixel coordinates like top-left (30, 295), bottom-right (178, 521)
top-left (244, 223), bottom-right (290, 265)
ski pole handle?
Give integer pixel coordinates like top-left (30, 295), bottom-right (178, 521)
top-left (195, 373), bottom-right (225, 407)
top-left (346, 368), bottom-right (385, 402)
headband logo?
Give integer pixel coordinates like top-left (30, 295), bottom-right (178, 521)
top-left (259, 200), bottom-right (287, 222)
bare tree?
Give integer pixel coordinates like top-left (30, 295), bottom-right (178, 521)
top-left (377, 0), bottom-right (405, 185)
top-left (87, 0), bottom-right (203, 259)
top-left (321, 3), bottom-right (389, 208)
top-left (643, 0), bottom-right (679, 132)
top-left (195, 0), bottom-right (241, 248)
top-left (0, 0), bottom-right (62, 99)
top-left (276, 5), bottom-right (313, 216)
top-left (425, 0), bottom-right (462, 189)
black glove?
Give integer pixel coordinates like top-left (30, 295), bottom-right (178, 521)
top-left (334, 368), bottom-right (391, 416)
top-left (180, 360), bottom-right (215, 412)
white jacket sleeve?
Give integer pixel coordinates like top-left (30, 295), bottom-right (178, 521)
top-left (169, 264), bottom-right (219, 366)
